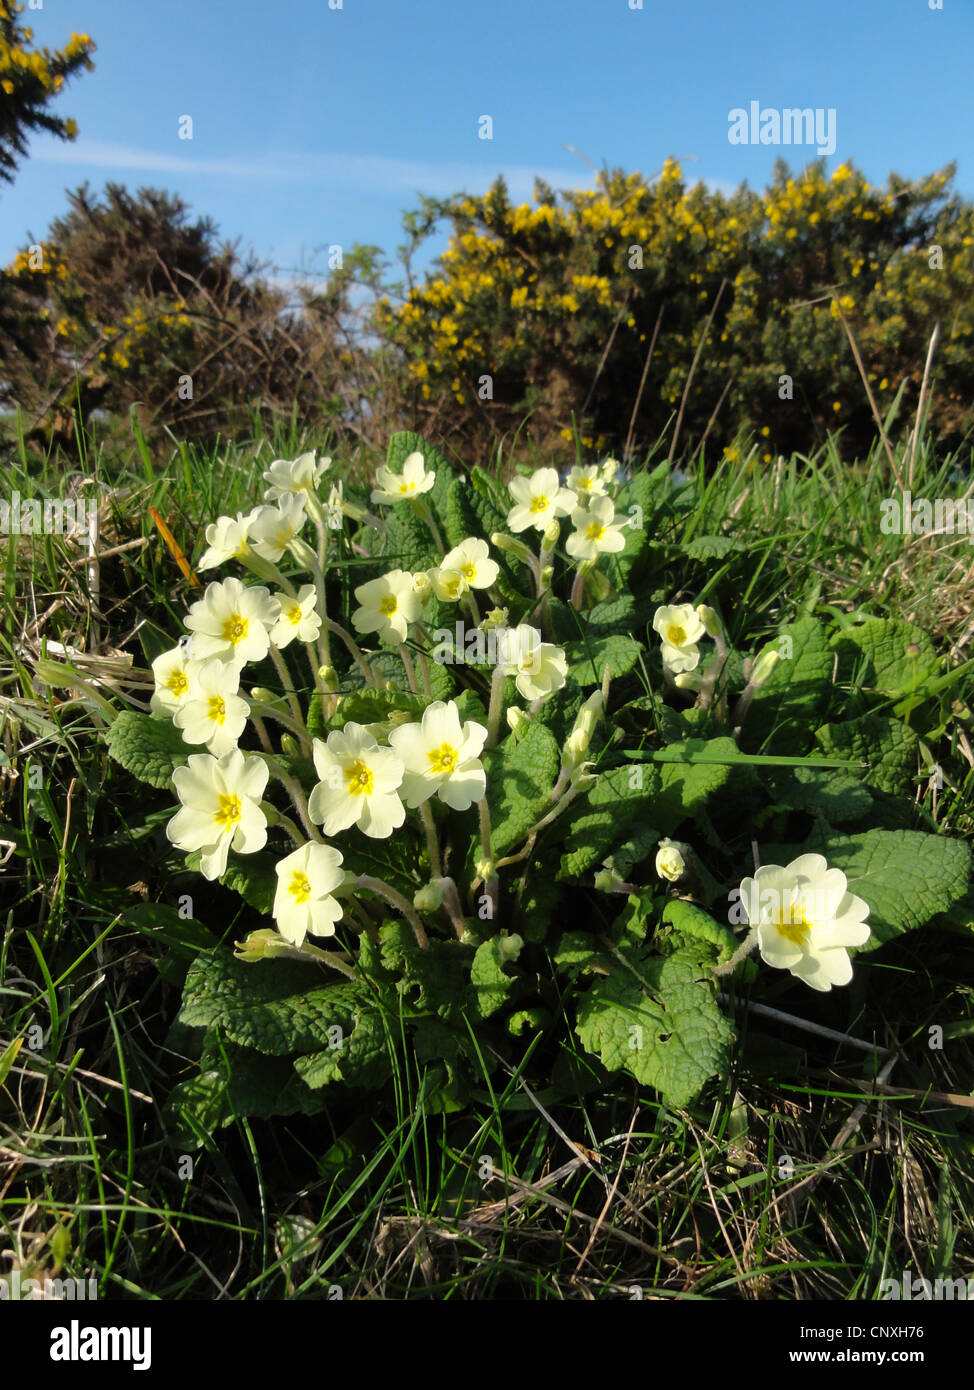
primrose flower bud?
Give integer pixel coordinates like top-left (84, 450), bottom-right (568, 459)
top-left (475, 858), bottom-right (495, 882)
top-left (696, 604), bottom-right (722, 638)
top-left (594, 866), bottom-right (627, 893)
top-left (542, 518), bottom-right (561, 549)
top-left (414, 882), bottom-right (445, 913)
top-left (570, 762), bottom-right (598, 792)
top-left (490, 531), bottom-right (533, 564)
top-left (749, 647), bottom-right (781, 687)
top-left (287, 537), bottom-right (318, 570)
top-left (601, 457), bottom-right (620, 483)
top-left (674, 669), bottom-right (705, 692)
top-left (497, 933), bottom-right (524, 963)
top-left (539, 565), bottom-right (554, 588)
top-left (562, 690), bottom-right (604, 770)
top-left (412, 571), bottom-right (432, 600)
top-left (280, 734), bottom-right (299, 757)
top-left (481, 607), bottom-right (509, 631)
top-left (234, 929), bottom-right (293, 962)
top-left (655, 838), bottom-right (687, 883)
top-left (318, 665), bottom-right (338, 687)
top-left (506, 705), bottom-right (531, 738)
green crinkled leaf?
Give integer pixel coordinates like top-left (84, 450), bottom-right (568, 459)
top-left (560, 738), bottom-right (735, 878)
top-left (383, 500), bottom-right (439, 573)
top-left (379, 920), bottom-right (473, 1021)
top-left (660, 900), bottom-right (737, 962)
top-left (327, 684), bottom-right (430, 731)
top-left (743, 618), bottom-right (833, 755)
top-left (584, 594), bottom-right (638, 635)
top-left (602, 824), bottom-right (661, 880)
top-left (163, 1042), bottom-right (326, 1147)
top-left (483, 721), bottom-right (560, 857)
top-left (815, 715), bottom-right (919, 796)
top-left (764, 764), bottom-right (874, 823)
top-left (682, 535), bottom-right (746, 561)
top-left (468, 936), bottom-right (519, 1019)
top-left (801, 828), bottom-right (972, 947)
top-left (575, 945), bottom-right (735, 1109)
top-left (178, 948), bottom-right (377, 1055)
top-left (516, 865), bottom-right (563, 942)
top-left (566, 633), bottom-right (643, 685)
top-left (832, 617), bottom-right (938, 698)
top-left (553, 930), bottom-right (611, 972)
top-left (104, 710), bottom-right (187, 788)
top-left (291, 998), bottom-right (393, 1090)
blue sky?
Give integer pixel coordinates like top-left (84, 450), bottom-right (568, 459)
top-left (4, 0), bottom-right (972, 285)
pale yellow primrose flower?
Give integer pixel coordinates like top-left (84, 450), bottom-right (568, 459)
top-left (566, 463), bottom-right (607, 502)
top-left (197, 507), bottom-right (262, 571)
top-left (652, 602), bottom-right (707, 675)
top-left (352, 569), bottom-right (422, 645)
top-left (506, 467), bottom-right (576, 534)
top-left (388, 699), bottom-right (488, 811)
top-left (150, 645), bottom-right (196, 717)
top-left (655, 838), bottom-right (687, 882)
top-left (440, 537), bottom-right (499, 589)
top-left (184, 577), bottom-right (280, 664)
top-left (496, 624), bottom-right (569, 701)
top-left (167, 748), bottom-right (269, 881)
top-left (272, 841), bottom-right (345, 945)
top-left (326, 481), bottom-right (344, 530)
top-left (270, 584), bottom-right (321, 648)
top-left (308, 722), bottom-right (405, 839)
top-left (566, 495), bottom-right (628, 561)
top-left (262, 451), bottom-right (330, 502)
top-left (739, 853), bottom-right (871, 992)
top-left (248, 493), bottom-right (308, 563)
top-left (372, 451), bottom-right (435, 505)
top-left (172, 657), bottom-right (249, 756)
top-left (428, 566), bottom-right (469, 603)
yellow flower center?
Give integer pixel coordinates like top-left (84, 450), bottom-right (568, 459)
top-left (775, 899), bottom-right (810, 947)
top-left (428, 742), bottom-right (459, 775)
top-left (460, 562), bottom-right (477, 581)
top-left (288, 870), bottom-right (312, 905)
top-left (399, 481), bottom-right (416, 494)
top-left (345, 759), bottom-right (374, 795)
top-left (286, 603), bottom-right (303, 626)
top-left (166, 670), bottom-right (189, 697)
top-left (666, 623), bottom-right (687, 646)
top-left (213, 792), bottom-right (242, 829)
top-left (379, 594), bottom-right (398, 616)
top-left (577, 476), bottom-right (593, 491)
top-left (221, 613), bottom-right (249, 645)
top-left (585, 522), bottom-right (605, 541)
top-left (529, 494), bottom-right (549, 513)
top-left (207, 695), bottom-right (226, 725)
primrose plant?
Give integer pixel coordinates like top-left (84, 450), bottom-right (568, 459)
top-left (81, 433), bottom-right (970, 1134)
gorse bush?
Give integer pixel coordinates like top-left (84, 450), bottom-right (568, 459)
top-left (376, 159), bottom-right (974, 461)
top-left (0, 0), bottom-right (94, 185)
top-left (0, 184), bottom-right (373, 451)
top-left (35, 435), bottom-right (972, 1141)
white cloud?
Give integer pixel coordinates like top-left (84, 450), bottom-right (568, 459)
top-left (29, 139), bottom-right (587, 198)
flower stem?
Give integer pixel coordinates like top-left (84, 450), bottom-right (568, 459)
top-left (485, 664), bottom-right (506, 748)
top-left (432, 876), bottom-right (467, 939)
top-left (712, 927), bottom-right (759, 978)
top-left (353, 874), bottom-right (429, 950)
top-left (419, 801), bottom-right (443, 878)
top-left (268, 643), bottom-right (307, 737)
top-left (321, 617), bottom-right (376, 686)
top-left (398, 644), bottom-right (419, 695)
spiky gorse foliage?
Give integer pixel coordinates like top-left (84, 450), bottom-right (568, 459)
top-left (376, 160), bottom-right (974, 460)
top-left (87, 435), bottom-right (971, 1135)
top-left (0, 2), bottom-right (94, 184)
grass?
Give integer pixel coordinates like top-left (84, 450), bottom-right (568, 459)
top-left (1, 417), bottom-right (973, 1300)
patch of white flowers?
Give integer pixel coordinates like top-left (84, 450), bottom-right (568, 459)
top-left (150, 446), bottom-right (874, 995)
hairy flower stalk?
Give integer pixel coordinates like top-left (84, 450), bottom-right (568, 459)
top-left (351, 874), bottom-right (430, 950)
